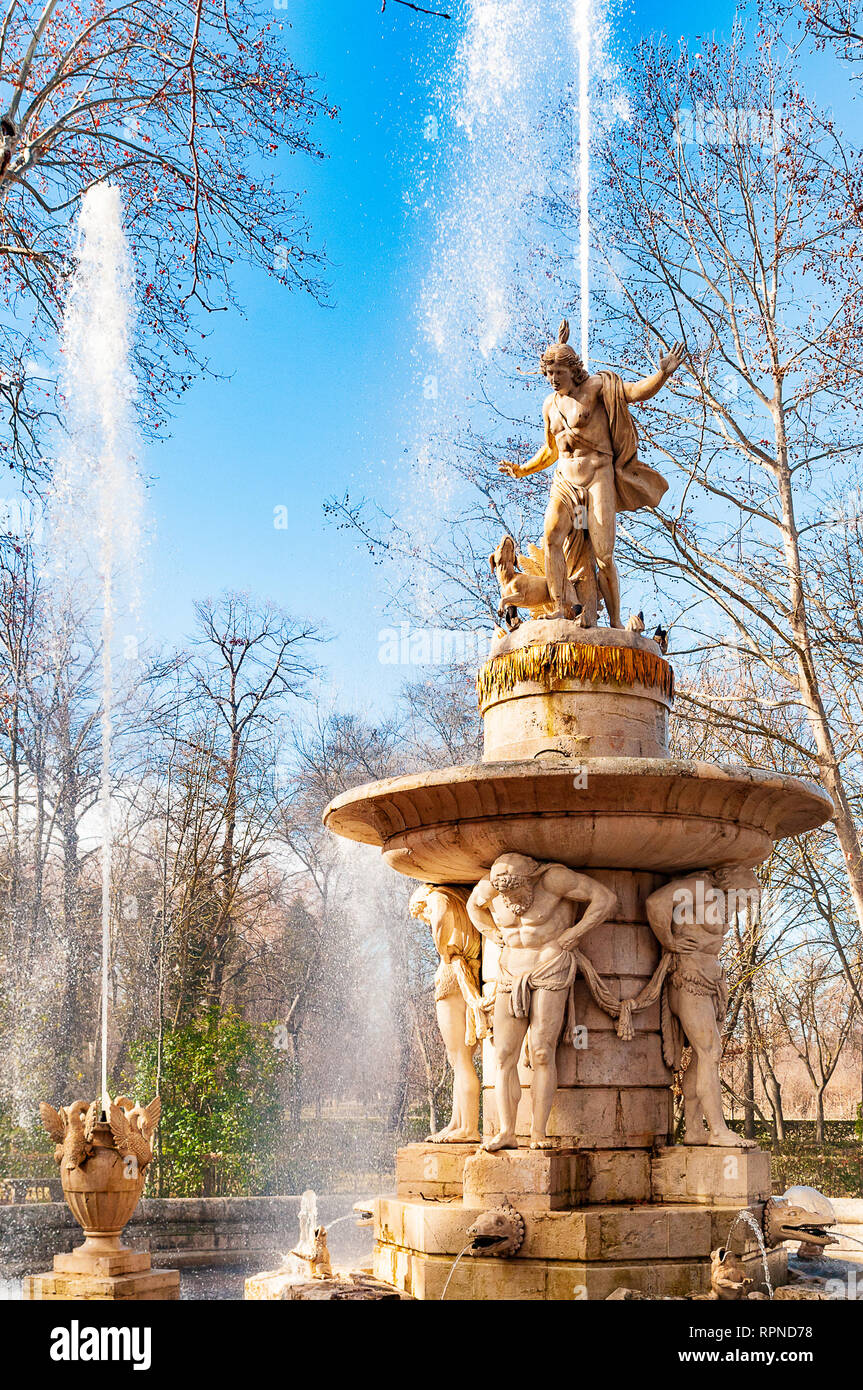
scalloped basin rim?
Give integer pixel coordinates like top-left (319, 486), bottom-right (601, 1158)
top-left (322, 757), bottom-right (834, 879)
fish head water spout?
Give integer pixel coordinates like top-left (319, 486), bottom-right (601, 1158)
top-left (466, 1199), bottom-right (525, 1258)
top-left (764, 1186), bottom-right (837, 1256)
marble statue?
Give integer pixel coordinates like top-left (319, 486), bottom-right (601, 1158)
top-left (467, 853), bottom-right (617, 1150)
top-left (488, 533), bottom-right (589, 630)
top-left (499, 321), bottom-right (684, 628)
top-left (645, 867), bottom-right (760, 1148)
top-left (40, 1100), bottom-right (93, 1170)
top-left (409, 883), bottom-right (488, 1143)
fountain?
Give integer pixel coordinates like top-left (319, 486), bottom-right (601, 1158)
top-left (321, 316), bottom-right (834, 1299)
top-left (21, 186), bottom-right (178, 1301)
top-left (244, 1193), bottom-right (401, 1301)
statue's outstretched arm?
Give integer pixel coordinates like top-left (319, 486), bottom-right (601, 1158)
top-left (623, 340), bottom-right (685, 404)
top-left (500, 403), bottom-right (559, 479)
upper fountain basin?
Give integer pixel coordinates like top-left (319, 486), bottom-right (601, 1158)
top-left (323, 757), bottom-right (833, 881)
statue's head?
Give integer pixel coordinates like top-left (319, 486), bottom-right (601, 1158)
top-left (408, 884), bottom-right (433, 920)
top-left (711, 865), bottom-right (759, 892)
top-left (540, 319), bottom-right (588, 390)
top-left (490, 852), bottom-right (542, 913)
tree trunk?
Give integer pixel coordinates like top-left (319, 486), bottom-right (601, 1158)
top-left (742, 990), bottom-right (757, 1141)
top-left (814, 1084), bottom-right (826, 1146)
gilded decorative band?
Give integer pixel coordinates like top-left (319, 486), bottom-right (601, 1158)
top-left (476, 641), bottom-right (674, 710)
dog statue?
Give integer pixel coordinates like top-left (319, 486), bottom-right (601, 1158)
top-left (489, 534), bottom-right (596, 631)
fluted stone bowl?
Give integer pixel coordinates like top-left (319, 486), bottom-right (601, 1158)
top-left (60, 1121), bottom-right (146, 1258)
top-left (323, 757), bottom-right (834, 881)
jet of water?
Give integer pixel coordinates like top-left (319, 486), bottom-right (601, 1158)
top-left (48, 184), bottom-right (142, 1113)
top-left (440, 1240), bottom-right (476, 1300)
top-left (572, 0), bottom-right (591, 368)
top-left (295, 1189), bottom-right (319, 1258)
top-left (725, 1207), bottom-right (774, 1298)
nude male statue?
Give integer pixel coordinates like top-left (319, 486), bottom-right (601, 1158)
top-left (467, 853), bottom-right (617, 1150)
top-left (409, 883), bottom-right (488, 1143)
top-left (646, 867), bottom-right (761, 1149)
top-left (499, 321), bottom-right (684, 628)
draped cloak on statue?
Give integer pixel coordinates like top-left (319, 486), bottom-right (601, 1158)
top-left (541, 371), bottom-right (668, 586)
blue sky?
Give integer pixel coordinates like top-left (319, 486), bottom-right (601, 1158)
top-left (141, 0), bottom-right (838, 714)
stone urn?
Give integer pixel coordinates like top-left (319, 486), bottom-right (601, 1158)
top-left (36, 1095), bottom-right (164, 1281)
top-left (60, 1119), bottom-right (147, 1266)
top-left (25, 1094), bottom-right (179, 1297)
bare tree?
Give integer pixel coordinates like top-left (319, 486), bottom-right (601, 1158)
top-left (0, 0), bottom-right (332, 477)
top-left (577, 14), bottom-right (863, 947)
top-left (182, 593), bottom-right (319, 1007)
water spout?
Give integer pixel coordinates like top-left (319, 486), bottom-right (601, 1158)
top-left (726, 1207), bottom-right (774, 1299)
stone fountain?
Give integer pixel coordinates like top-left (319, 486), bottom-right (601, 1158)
top-left (322, 322), bottom-right (834, 1300)
top-left (23, 1097), bottom-right (179, 1300)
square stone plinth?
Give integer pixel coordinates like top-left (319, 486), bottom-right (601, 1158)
top-left (53, 1249), bottom-right (151, 1277)
top-left (24, 1267), bottom-right (180, 1300)
top-left (463, 1147), bottom-right (587, 1210)
top-left (651, 1145), bottom-right (771, 1205)
top-left (483, 1085), bottom-right (672, 1149)
top-left (395, 1142), bottom-right (477, 1199)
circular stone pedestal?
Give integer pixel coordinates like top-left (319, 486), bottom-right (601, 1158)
top-left (479, 622), bottom-right (673, 762)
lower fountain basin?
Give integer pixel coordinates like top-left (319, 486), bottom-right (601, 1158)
top-left (323, 757), bottom-right (833, 880)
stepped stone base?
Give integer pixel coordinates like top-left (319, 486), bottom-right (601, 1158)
top-left (652, 1145), bottom-right (771, 1205)
top-left (23, 1247), bottom-right (179, 1300)
top-left (374, 1242), bottom-right (785, 1302)
top-left (374, 1142), bottom-right (782, 1301)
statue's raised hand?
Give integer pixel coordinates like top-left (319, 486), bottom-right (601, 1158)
top-left (498, 459), bottom-right (522, 480)
top-left (659, 340), bottom-right (685, 377)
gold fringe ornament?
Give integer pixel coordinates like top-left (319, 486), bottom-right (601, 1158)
top-left (477, 641), bottom-right (674, 711)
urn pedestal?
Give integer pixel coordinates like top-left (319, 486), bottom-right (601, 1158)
top-left (324, 622), bottom-right (832, 1299)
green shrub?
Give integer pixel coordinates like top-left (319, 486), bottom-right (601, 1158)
top-left (125, 1009), bottom-right (285, 1197)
